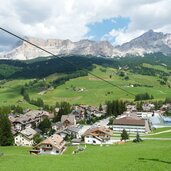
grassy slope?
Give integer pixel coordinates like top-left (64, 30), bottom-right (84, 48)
top-left (142, 63), bottom-right (171, 73)
top-left (30, 65), bottom-right (171, 105)
top-left (145, 132), bottom-right (171, 138)
top-left (0, 65), bottom-right (171, 107)
top-left (0, 79), bottom-right (37, 108)
top-left (0, 141), bottom-right (171, 171)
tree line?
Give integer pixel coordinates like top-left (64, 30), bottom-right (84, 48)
top-left (0, 113), bottom-right (13, 146)
top-left (106, 100), bottom-right (126, 117)
top-left (134, 93), bottom-right (154, 101)
top-left (1, 53), bottom-right (171, 80)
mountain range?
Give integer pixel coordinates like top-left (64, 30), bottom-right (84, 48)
top-left (1, 29), bottom-right (171, 60)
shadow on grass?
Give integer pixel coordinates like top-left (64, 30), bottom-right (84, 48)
top-left (138, 158), bottom-right (171, 164)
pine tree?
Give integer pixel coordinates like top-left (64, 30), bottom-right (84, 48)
top-left (0, 114), bottom-right (14, 146)
top-left (23, 92), bottom-right (30, 102)
top-left (54, 102), bottom-right (71, 121)
top-left (33, 133), bottom-right (43, 145)
top-left (37, 98), bottom-right (44, 107)
top-left (38, 117), bottom-right (51, 134)
top-left (106, 100), bottom-right (126, 117)
top-left (136, 101), bottom-right (143, 111)
top-left (99, 104), bottom-right (103, 111)
top-left (133, 132), bottom-right (142, 143)
top-left (121, 129), bottom-right (129, 142)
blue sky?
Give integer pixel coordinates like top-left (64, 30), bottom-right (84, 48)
top-left (86, 17), bottom-right (130, 43)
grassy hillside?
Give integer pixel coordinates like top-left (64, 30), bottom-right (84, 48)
top-left (0, 141), bottom-right (171, 171)
top-left (0, 64), bottom-right (170, 107)
top-left (36, 66), bottom-right (170, 105)
top-left (0, 79), bottom-right (38, 108)
top-left (0, 54), bottom-right (171, 107)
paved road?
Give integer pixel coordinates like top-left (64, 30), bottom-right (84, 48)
top-left (142, 138), bottom-right (171, 141)
top-left (111, 137), bottom-right (171, 141)
top-left (148, 129), bottom-right (171, 135)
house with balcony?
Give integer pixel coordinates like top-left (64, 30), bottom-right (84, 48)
top-left (83, 126), bottom-right (113, 144)
top-left (30, 134), bottom-right (66, 155)
top-left (9, 110), bottom-right (49, 132)
top-left (61, 114), bottom-right (76, 127)
top-left (15, 127), bottom-right (37, 146)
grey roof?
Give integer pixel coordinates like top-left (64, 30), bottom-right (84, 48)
top-left (13, 110), bottom-right (49, 124)
top-left (20, 127), bottom-right (37, 139)
top-left (56, 129), bottom-right (69, 135)
top-left (52, 122), bottom-right (63, 127)
top-left (71, 109), bottom-right (82, 114)
top-left (71, 139), bottom-right (81, 143)
top-left (67, 126), bottom-right (80, 133)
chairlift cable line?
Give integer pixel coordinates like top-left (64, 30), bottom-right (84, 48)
top-left (0, 27), bottom-right (135, 97)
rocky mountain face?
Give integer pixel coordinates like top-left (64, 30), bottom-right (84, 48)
top-left (1, 30), bottom-right (171, 60)
top-left (116, 29), bottom-right (171, 56)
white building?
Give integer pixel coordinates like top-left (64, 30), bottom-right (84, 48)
top-left (30, 134), bottom-right (65, 155)
top-left (142, 103), bottom-right (155, 112)
top-left (136, 112), bottom-right (155, 119)
top-left (112, 116), bottom-right (150, 133)
top-left (126, 105), bottom-right (137, 112)
top-left (83, 126), bottom-right (113, 144)
top-left (15, 127), bottom-right (37, 146)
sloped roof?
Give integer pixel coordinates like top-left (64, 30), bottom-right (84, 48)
top-left (13, 110), bottom-right (49, 124)
top-left (20, 127), bottom-right (37, 139)
top-left (84, 126), bottom-right (113, 136)
top-left (61, 114), bottom-right (75, 124)
top-left (113, 116), bottom-right (145, 126)
top-left (67, 126), bottom-right (80, 133)
top-left (37, 134), bottom-right (65, 150)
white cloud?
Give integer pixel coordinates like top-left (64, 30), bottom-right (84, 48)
top-left (103, 28), bottom-right (144, 45)
top-left (0, 0), bottom-right (171, 50)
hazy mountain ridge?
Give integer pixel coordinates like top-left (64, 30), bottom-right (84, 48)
top-left (1, 30), bottom-right (171, 60)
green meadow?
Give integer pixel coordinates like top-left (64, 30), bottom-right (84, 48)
top-left (0, 141), bottom-right (171, 171)
top-left (0, 64), bottom-right (171, 107)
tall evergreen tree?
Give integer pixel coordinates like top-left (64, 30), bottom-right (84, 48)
top-left (133, 132), bottom-right (142, 143)
top-left (136, 101), bottom-right (143, 111)
top-left (99, 104), bottom-right (103, 111)
top-left (38, 117), bottom-right (51, 134)
top-left (106, 100), bottom-right (126, 117)
top-left (54, 102), bottom-right (71, 121)
top-left (121, 129), bottom-right (129, 142)
top-left (33, 133), bottom-right (43, 145)
top-left (0, 114), bottom-right (14, 146)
